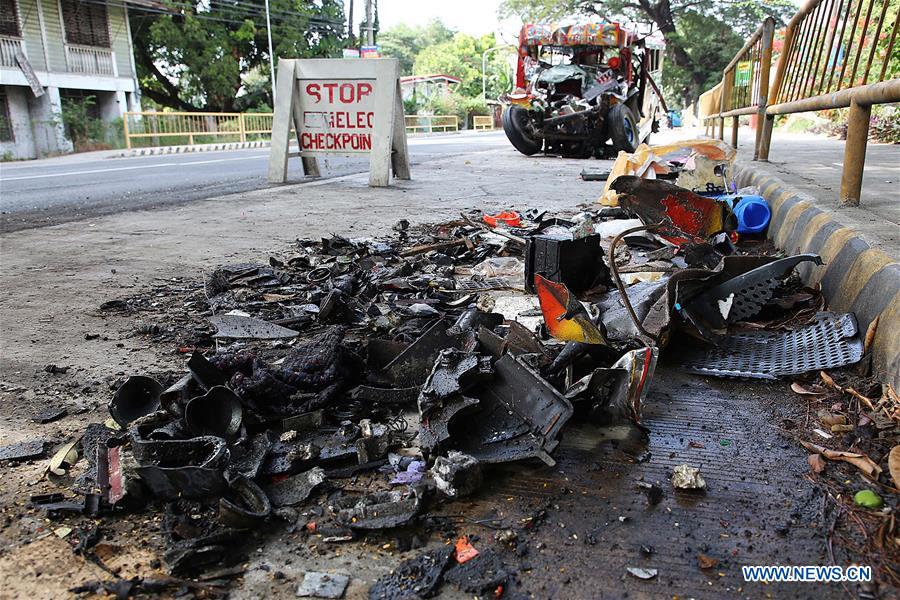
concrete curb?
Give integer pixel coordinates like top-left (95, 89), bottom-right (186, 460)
top-left (734, 162), bottom-right (900, 388)
top-left (116, 140), bottom-right (270, 158)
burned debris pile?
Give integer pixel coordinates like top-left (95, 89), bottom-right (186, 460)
top-left (22, 139), bottom-right (889, 597)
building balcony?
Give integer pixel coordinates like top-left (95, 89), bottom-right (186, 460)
top-left (65, 44), bottom-right (116, 76)
top-left (0, 35), bottom-right (24, 68)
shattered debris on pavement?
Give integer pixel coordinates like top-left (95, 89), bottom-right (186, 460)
top-left (21, 143), bottom-right (898, 596)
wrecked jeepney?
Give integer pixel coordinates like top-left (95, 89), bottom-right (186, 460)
top-left (502, 22), bottom-right (666, 158)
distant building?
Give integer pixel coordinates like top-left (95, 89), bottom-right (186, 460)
top-left (399, 74), bottom-right (461, 103)
top-left (0, 0), bottom-right (149, 158)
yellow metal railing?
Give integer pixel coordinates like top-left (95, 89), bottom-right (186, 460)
top-left (404, 115), bottom-right (459, 134)
top-left (473, 115), bottom-right (494, 130)
top-left (698, 0), bottom-right (900, 205)
top-left (123, 111), bottom-right (275, 149)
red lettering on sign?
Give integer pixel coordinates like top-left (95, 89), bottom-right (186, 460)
top-left (306, 83), bottom-right (321, 104)
top-left (339, 83), bottom-right (355, 103)
top-left (322, 82), bottom-right (338, 102)
top-left (358, 82), bottom-right (373, 99)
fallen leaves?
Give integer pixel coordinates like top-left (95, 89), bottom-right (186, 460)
top-left (800, 441), bottom-right (882, 479)
top-left (697, 554), bottom-right (718, 570)
top-left (791, 382), bottom-right (825, 396)
top-left (807, 453), bottom-right (826, 474)
top-left (889, 446), bottom-right (900, 491)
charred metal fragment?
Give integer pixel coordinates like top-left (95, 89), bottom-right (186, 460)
top-left (184, 386), bottom-right (243, 441)
top-left (368, 547), bottom-right (453, 599)
top-left (384, 320), bottom-right (466, 385)
top-left (264, 467), bottom-right (326, 507)
top-left (431, 452), bottom-right (482, 498)
top-left (187, 352), bottom-right (228, 389)
top-left (336, 489), bottom-right (421, 530)
top-left (108, 376), bottom-right (163, 428)
top-left (218, 476), bottom-right (271, 528)
top-left (612, 176), bottom-right (736, 247)
top-left (209, 314), bottom-right (300, 339)
top-left (133, 437), bottom-right (229, 500)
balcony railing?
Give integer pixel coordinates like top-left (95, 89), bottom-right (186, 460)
top-left (65, 44), bottom-right (115, 75)
top-left (0, 36), bottom-right (23, 68)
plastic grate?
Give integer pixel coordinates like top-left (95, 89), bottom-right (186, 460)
top-left (682, 312), bottom-right (864, 379)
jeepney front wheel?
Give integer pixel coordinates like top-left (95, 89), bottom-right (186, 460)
top-left (608, 104), bottom-right (640, 153)
top-left (502, 107), bottom-right (542, 156)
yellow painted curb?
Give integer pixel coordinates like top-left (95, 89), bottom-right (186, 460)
top-left (810, 227), bottom-right (857, 286)
top-left (774, 201), bottom-right (812, 251)
top-left (831, 250), bottom-right (899, 312)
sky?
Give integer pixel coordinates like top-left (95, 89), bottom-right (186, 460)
top-left (346, 0), bottom-right (519, 42)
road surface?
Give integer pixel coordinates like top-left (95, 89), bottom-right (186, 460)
top-left (0, 131), bottom-right (511, 232)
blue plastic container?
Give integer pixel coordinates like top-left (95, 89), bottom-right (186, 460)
top-left (719, 194), bottom-right (771, 234)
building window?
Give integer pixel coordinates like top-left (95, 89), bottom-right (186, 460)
top-left (0, 0), bottom-right (21, 37)
top-left (0, 94), bottom-right (13, 142)
top-left (60, 0), bottom-right (110, 47)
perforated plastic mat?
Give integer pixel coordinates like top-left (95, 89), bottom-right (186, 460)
top-left (681, 312), bottom-right (863, 379)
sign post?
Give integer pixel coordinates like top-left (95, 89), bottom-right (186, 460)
top-left (267, 58), bottom-right (410, 187)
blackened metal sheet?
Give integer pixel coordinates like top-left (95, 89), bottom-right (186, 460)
top-left (681, 312), bottom-right (863, 379)
top-left (209, 314), bottom-right (299, 339)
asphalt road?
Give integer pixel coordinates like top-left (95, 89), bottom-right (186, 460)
top-left (0, 131), bottom-right (512, 232)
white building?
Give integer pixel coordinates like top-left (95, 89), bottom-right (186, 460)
top-left (0, 0), bottom-right (149, 158)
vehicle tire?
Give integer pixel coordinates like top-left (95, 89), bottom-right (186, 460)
top-left (502, 107), bottom-right (542, 156)
top-left (608, 103), bottom-right (640, 153)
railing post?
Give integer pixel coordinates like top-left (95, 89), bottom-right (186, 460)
top-left (239, 113), bottom-right (246, 142)
top-left (123, 112), bottom-right (131, 150)
top-left (731, 116), bottom-right (739, 148)
top-left (840, 99), bottom-right (870, 206)
top-left (754, 18), bottom-right (775, 160)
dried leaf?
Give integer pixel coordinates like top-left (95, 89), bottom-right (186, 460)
top-left (800, 441), bottom-right (882, 478)
top-left (846, 387), bottom-right (876, 411)
top-left (864, 316), bottom-right (879, 354)
top-left (820, 371), bottom-right (841, 391)
top-left (889, 446), bottom-right (900, 491)
top-left (698, 554), bottom-right (718, 570)
top-left (807, 453), bottom-right (826, 474)
top-left (791, 382), bottom-right (825, 396)
top-left (47, 438), bottom-right (81, 477)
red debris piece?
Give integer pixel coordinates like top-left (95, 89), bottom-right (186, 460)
top-left (454, 536), bottom-right (479, 564)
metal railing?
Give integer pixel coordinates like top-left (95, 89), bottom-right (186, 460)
top-left (404, 114), bottom-right (459, 134)
top-left (699, 0), bottom-right (899, 206)
top-left (65, 44), bottom-right (115, 76)
top-left (0, 36), bottom-right (23, 68)
top-left (123, 111), bottom-right (274, 149)
top-left (473, 115), bottom-right (494, 130)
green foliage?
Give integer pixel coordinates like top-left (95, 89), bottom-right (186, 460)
top-left (498, 0), bottom-right (796, 106)
top-left (132, 0), bottom-right (344, 111)
top-left (413, 32), bottom-right (514, 99)
top-left (421, 92), bottom-right (490, 127)
top-left (60, 96), bottom-right (124, 150)
top-left (379, 19), bottom-right (455, 75)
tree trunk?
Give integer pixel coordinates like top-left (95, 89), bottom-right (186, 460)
top-left (640, 0), bottom-right (709, 104)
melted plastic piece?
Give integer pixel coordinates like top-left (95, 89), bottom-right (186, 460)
top-left (534, 274), bottom-right (608, 344)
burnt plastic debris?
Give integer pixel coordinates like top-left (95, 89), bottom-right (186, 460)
top-left (39, 203), bottom-right (863, 591)
top-left (368, 547), bottom-right (454, 599)
top-left (525, 231), bottom-right (609, 294)
top-left (109, 376), bottom-right (164, 428)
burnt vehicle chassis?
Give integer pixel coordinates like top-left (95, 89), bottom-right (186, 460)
top-left (502, 24), bottom-right (665, 159)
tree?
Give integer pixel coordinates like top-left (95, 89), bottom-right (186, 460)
top-left (498, 0), bottom-right (796, 107)
top-left (131, 0), bottom-right (345, 112)
top-left (413, 32), bottom-right (513, 99)
top-left (379, 19), bottom-right (455, 75)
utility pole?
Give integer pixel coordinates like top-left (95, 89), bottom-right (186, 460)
top-left (347, 0), bottom-right (355, 46)
top-left (365, 0), bottom-right (373, 46)
top-left (265, 0), bottom-right (276, 103)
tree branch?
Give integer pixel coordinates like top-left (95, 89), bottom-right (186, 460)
top-left (136, 45), bottom-right (197, 111)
